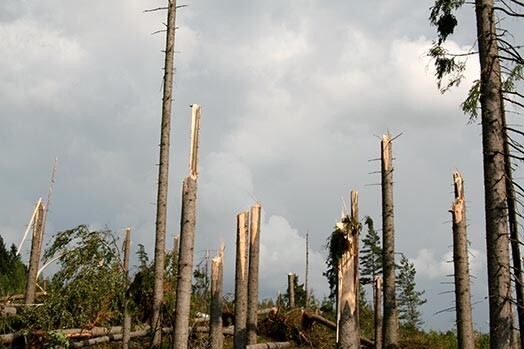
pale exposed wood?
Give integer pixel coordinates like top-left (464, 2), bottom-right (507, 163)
top-left (25, 201), bottom-right (44, 304)
top-left (40, 157), bottom-right (58, 254)
top-left (189, 104), bottom-right (201, 180)
top-left (0, 306), bottom-right (16, 317)
top-left (151, 0), bottom-right (178, 345)
top-left (16, 197), bottom-right (42, 256)
top-left (450, 171), bottom-right (475, 349)
top-left (210, 244), bottom-right (224, 349)
top-left (247, 204), bottom-right (262, 345)
top-left (173, 176), bottom-right (198, 349)
top-left (381, 134), bottom-right (399, 349)
top-left (246, 342), bottom-right (294, 349)
top-left (337, 191), bottom-right (360, 348)
top-left (374, 276), bottom-right (382, 349)
top-left (234, 211), bottom-right (250, 349)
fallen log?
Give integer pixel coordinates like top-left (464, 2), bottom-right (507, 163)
top-left (193, 325), bottom-right (234, 336)
top-left (246, 342), bottom-right (294, 349)
top-left (301, 310), bottom-right (336, 330)
top-left (0, 306), bottom-right (16, 317)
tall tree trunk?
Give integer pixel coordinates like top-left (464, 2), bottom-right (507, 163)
top-left (381, 134), bottom-right (398, 349)
top-left (337, 191), bottom-right (360, 349)
top-left (475, 1), bottom-right (512, 347)
top-left (173, 104), bottom-right (201, 349)
top-left (502, 114), bottom-right (524, 349)
top-left (151, 0), bottom-right (177, 346)
top-left (210, 245), bottom-right (224, 349)
top-left (450, 171), bottom-right (475, 349)
top-left (247, 204), bottom-right (262, 345)
top-left (305, 232), bottom-right (309, 309)
top-left (234, 211), bottom-right (250, 349)
top-left (24, 201), bottom-right (44, 305)
top-left (374, 276), bottom-right (383, 349)
top-left (123, 228), bottom-right (131, 349)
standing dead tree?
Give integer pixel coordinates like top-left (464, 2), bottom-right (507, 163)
top-left (381, 134), bottom-right (399, 349)
top-left (24, 201), bottom-right (44, 305)
top-left (210, 244), bottom-right (225, 349)
top-left (336, 191), bottom-right (360, 349)
top-left (151, 0), bottom-right (178, 346)
top-left (287, 273), bottom-right (295, 309)
top-left (374, 276), bottom-right (382, 349)
top-left (173, 104), bottom-right (202, 349)
top-left (123, 228), bottom-right (131, 349)
top-left (450, 171), bottom-right (474, 349)
top-left (234, 211), bottom-right (250, 349)
top-left (247, 204), bottom-right (262, 345)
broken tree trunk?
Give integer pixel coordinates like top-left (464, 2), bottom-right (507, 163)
top-left (337, 191), bottom-right (360, 349)
top-left (374, 276), bottom-right (382, 349)
top-left (210, 245), bottom-right (224, 349)
top-left (123, 228), bottom-right (131, 349)
top-left (173, 104), bottom-right (201, 349)
top-left (246, 342), bottom-right (294, 349)
top-left (288, 273), bottom-right (295, 309)
top-left (234, 211), bottom-right (250, 349)
top-left (305, 232), bottom-right (309, 309)
top-left (381, 134), bottom-right (399, 349)
top-left (24, 201), bottom-right (44, 305)
top-left (450, 171), bottom-right (475, 349)
top-left (247, 204), bottom-right (262, 345)
top-left (151, 0), bottom-right (178, 346)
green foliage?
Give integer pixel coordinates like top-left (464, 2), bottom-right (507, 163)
top-left (359, 216), bottom-right (382, 286)
top-left (44, 331), bottom-right (70, 349)
top-left (461, 79), bottom-right (481, 120)
top-left (323, 216), bottom-right (360, 301)
top-left (429, 0), bottom-right (465, 44)
top-left (0, 236), bottom-right (27, 296)
top-left (397, 255), bottom-right (427, 330)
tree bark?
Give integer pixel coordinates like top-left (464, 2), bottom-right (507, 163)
top-left (122, 228), bottom-right (131, 349)
top-left (247, 204), bottom-right (262, 345)
top-left (337, 191), bottom-right (360, 349)
top-left (475, 1), bottom-right (512, 348)
top-left (151, 0), bottom-right (177, 346)
top-left (210, 246), bottom-right (224, 349)
top-left (234, 211), bottom-right (250, 349)
top-left (381, 134), bottom-right (399, 349)
top-left (374, 276), bottom-right (383, 349)
top-left (24, 201), bottom-right (44, 305)
top-left (288, 273), bottom-right (295, 310)
top-left (305, 232), bottom-right (309, 309)
top-left (450, 171), bottom-right (475, 349)
top-left (173, 176), bottom-right (198, 349)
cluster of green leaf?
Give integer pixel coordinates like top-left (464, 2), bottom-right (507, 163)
top-left (0, 236), bottom-right (27, 297)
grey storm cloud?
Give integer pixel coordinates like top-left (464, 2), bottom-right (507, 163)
top-left (1, 0), bottom-right (498, 331)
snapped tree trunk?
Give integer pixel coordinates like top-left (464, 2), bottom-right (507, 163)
top-left (288, 273), bottom-right (295, 310)
top-left (337, 191), bottom-right (360, 349)
top-left (210, 245), bottom-right (224, 349)
top-left (247, 204), bottom-right (262, 345)
top-left (24, 201), bottom-right (44, 305)
top-left (475, 1), bottom-right (512, 347)
top-left (305, 232), bottom-right (309, 309)
top-left (450, 171), bottom-right (475, 349)
top-left (381, 134), bottom-right (399, 349)
top-left (123, 228), bottom-right (131, 349)
top-left (234, 211), bottom-right (250, 349)
top-left (374, 276), bottom-right (382, 349)
top-left (173, 104), bottom-right (201, 349)
top-left (151, 0), bottom-right (177, 346)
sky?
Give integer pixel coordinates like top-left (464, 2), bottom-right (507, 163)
top-left (2, 0), bottom-right (519, 332)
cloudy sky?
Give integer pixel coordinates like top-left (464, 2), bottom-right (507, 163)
top-left (3, 0), bottom-right (517, 332)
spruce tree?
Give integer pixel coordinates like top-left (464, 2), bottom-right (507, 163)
top-left (396, 255), bottom-right (426, 330)
top-left (360, 216), bottom-right (383, 286)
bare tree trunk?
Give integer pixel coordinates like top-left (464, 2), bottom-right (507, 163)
top-left (305, 232), bottom-right (309, 309)
top-left (234, 211), bottom-right (250, 349)
top-left (173, 104), bottom-right (201, 349)
top-left (122, 228), bottom-right (131, 349)
top-left (210, 245), bottom-right (224, 349)
top-left (247, 204), bottom-right (262, 345)
top-left (374, 276), bottom-right (383, 349)
top-left (381, 134), bottom-right (399, 349)
top-left (173, 234), bottom-right (179, 256)
top-left (450, 171), bottom-right (475, 349)
top-left (24, 201), bottom-right (44, 305)
top-left (337, 191), bottom-right (360, 349)
top-left (475, 1), bottom-right (512, 348)
top-left (288, 273), bottom-right (295, 309)
top-left (151, 0), bottom-right (177, 346)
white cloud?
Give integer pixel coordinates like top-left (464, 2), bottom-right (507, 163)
top-left (413, 247), bottom-right (485, 280)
